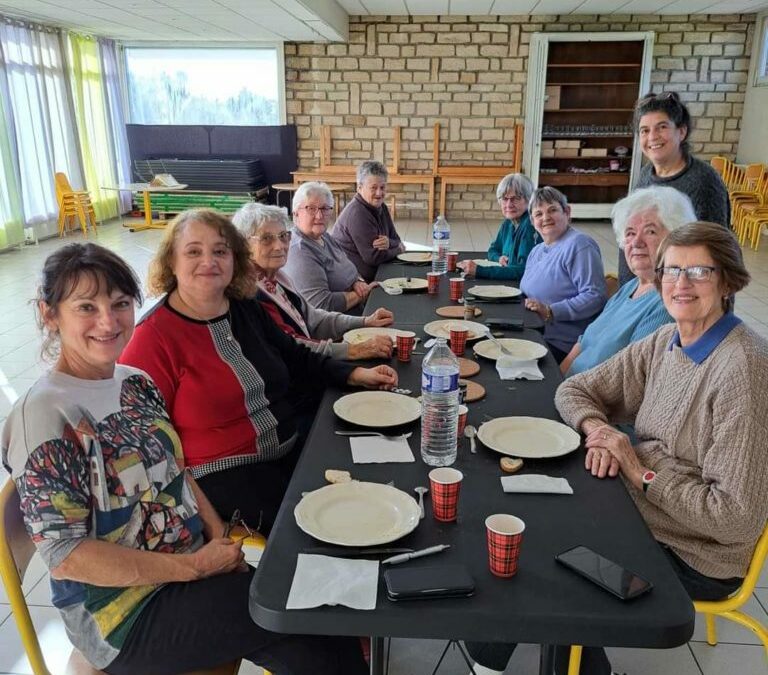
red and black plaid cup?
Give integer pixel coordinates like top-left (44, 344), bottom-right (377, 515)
top-left (457, 404), bottom-right (468, 437)
top-left (427, 272), bottom-right (441, 295)
top-left (429, 468), bottom-right (463, 522)
top-left (449, 327), bottom-right (469, 356)
top-left (396, 332), bottom-right (416, 362)
top-left (449, 277), bottom-right (464, 301)
top-left (446, 251), bottom-right (459, 272)
top-left (485, 514), bottom-right (526, 577)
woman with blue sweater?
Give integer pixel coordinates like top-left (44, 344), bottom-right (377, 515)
top-left (561, 186), bottom-right (697, 376)
top-left (458, 173), bottom-right (538, 280)
top-left (520, 187), bottom-right (607, 363)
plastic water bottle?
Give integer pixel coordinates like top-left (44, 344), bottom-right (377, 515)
top-left (420, 337), bottom-right (460, 466)
top-left (431, 215), bottom-right (451, 274)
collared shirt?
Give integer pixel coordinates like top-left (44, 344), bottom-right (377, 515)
top-left (669, 311), bottom-right (743, 364)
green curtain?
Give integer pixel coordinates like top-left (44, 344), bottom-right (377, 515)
top-left (67, 34), bottom-right (119, 222)
top-left (0, 90), bottom-right (24, 249)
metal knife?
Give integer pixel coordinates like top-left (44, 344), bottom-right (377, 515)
top-left (302, 547), bottom-right (414, 557)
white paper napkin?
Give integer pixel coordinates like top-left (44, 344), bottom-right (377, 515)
top-left (496, 355), bottom-right (544, 381)
top-left (286, 554), bottom-right (379, 610)
top-left (350, 436), bottom-right (415, 463)
top-left (381, 284), bottom-right (403, 296)
top-left (501, 474), bottom-right (573, 494)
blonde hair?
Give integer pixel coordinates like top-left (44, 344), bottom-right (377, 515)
top-left (147, 208), bottom-right (255, 299)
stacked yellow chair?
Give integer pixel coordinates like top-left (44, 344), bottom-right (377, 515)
top-left (55, 172), bottom-right (98, 238)
top-left (0, 480), bottom-right (271, 675)
top-left (729, 165), bottom-right (767, 241)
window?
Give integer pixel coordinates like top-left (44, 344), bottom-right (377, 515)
top-left (757, 15), bottom-right (768, 86)
top-left (124, 47), bottom-right (283, 125)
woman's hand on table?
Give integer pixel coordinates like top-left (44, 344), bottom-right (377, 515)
top-left (348, 364), bottom-right (398, 389)
top-left (364, 308), bottom-right (394, 327)
top-left (584, 423), bottom-right (645, 487)
top-left (498, 255), bottom-right (509, 267)
top-left (353, 280), bottom-right (376, 300)
top-left (524, 298), bottom-right (551, 322)
top-left (372, 235), bottom-right (390, 251)
top-left (192, 538), bottom-right (246, 579)
top-left (456, 260), bottom-right (476, 277)
top-left (348, 336), bottom-right (394, 360)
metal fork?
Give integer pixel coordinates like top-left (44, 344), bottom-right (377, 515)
top-left (334, 431), bottom-right (413, 440)
top-left (485, 330), bottom-right (514, 357)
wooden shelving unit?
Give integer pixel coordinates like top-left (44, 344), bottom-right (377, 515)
top-left (537, 41), bottom-right (646, 210)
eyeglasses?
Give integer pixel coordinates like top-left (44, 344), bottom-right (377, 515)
top-left (300, 205), bottom-right (333, 216)
top-left (656, 265), bottom-right (719, 283)
top-left (250, 231), bottom-right (292, 245)
top-left (499, 195), bottom-right (526, 203)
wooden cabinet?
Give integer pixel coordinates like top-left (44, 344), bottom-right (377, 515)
top-left (524, 33), bottom-right (654, 218)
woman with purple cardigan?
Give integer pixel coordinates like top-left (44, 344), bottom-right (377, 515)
top-left (520, 187), bottom-right (608, 363)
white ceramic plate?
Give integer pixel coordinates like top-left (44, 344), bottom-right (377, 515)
top-left (423, 319), bottom-right (487, 341)
top-left (397, 251), bottom-right (432, 263)
top-left (467, 285), bottom-right (522, 300)
top-left (473, 338), bottom-right (548, 361)
top-left (382, 277), bottom-right (429, 292)
top-left (295, 482), bottom-right (420, 546)
top-left (477, 416), bottom-right (581, 459)
top-left (342, 327), bottom-right (416, 346)
top-left (333, 391), bottom-right (421, 427)
top-left (473, 259), bottom-right (502, 268)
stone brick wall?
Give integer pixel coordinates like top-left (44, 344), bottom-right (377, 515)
top-left (285, 14), bottom-right (754, 221)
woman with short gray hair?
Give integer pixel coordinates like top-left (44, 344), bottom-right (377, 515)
top-left (458, 172), bottom-right (537, 280)
top-left (332, 159), bottom-right (406, 282)
top-left (233, 202), bottom-right (395, 360)
top-left (283, 181), bottom-right (375, 313)
top-left (561, 186), bottom-right (697, 376)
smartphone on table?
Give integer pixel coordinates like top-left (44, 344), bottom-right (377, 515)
top-left (555, 545), bottom-right (653, 601)
top-left (485, 318), bottom-right (524, 331)
top-left (384, 564), bottom-right (475, 601)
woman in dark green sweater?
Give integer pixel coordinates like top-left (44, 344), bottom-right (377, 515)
top-left (457, 173), bottom-right (539, 281)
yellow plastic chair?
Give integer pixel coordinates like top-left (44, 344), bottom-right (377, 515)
top-left (55, 172), bottom-right (98, 238)
top-left (0, 480), bottom-right (262, 675)
top-left (694, 521), bottom-right (768, 659)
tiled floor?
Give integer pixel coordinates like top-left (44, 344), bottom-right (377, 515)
top-left (0, 216), bottom-right (766, 674)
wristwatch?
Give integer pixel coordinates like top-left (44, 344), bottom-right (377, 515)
top-left (641, 470), bottom-right (656, 493)
top-left (544, 305), bottom-right (553, 323)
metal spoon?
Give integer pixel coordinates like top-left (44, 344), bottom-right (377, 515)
top-left (334, 431), bottom-right (413, 439)
top-left (464, 425), bottom-right (477, 454)
top-left (414, 486), bottom-right (428, 519)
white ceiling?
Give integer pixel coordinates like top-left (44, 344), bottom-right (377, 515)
top-left (0, 0), bottom-right (765, 42)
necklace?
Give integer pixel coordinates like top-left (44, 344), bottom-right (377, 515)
top-left (172, 291), bottom-right (234, 341)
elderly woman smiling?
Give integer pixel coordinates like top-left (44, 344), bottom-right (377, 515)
top-left (232, 202), bottom-right (394, 360)
top-left (283, 181), bottom-right (376, 314)
top-left (519, 186), bottom-right (607, 363)
top-left (553, 221), bottom-right (768, 674)
top-left (332, 160), bottom-right (406, 282)
top-left (561, 186), bottom-right (697, 376)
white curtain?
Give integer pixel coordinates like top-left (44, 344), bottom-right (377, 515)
top-left (0, 18), bottom-right (82, 227)
top-left (98, 38), bottom-right (131, 213)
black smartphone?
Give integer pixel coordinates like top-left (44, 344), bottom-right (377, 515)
top-left (485, 318), bottom-right (524, 331)
top-left (555, 545), bottom-right (653, 601)
top-left (384, 564), bottom-right (475, 601)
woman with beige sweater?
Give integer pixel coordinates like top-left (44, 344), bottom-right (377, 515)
top-left (468, 222), bottom-right (768, 675)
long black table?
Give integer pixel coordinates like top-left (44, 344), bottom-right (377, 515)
top-left (249, 258), bottom-right (694, 675)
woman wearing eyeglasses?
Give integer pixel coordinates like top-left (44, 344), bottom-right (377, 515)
top-left (283, 181), bottom-right (376, 314)
top-left (233, 202), bottom-right (395, 360)
top-left (332, 160), bottom-right (406, 283)
top-left (457, 173), bottom-right (538, 280)
top-left (469, 222), bottom-right (768, 675)
top-left (618, 91), bottom-right (730, 285)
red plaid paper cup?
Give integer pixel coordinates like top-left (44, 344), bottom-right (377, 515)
top-left (396, 332), bottom-right (416, 362)
top-left (449, 277), bottom-right (465, 301)
top-left (427, 272), bottom-right (441, 295)
top-left (457, 404), bottom-right (468, 437)
top-left (485, 514), bottom-right (526, 578)
top-left (447, 251), bottom-right (459, 272)
top-left (449, 327), bottom-right (469, 356)
top-left (429, 468), bottom-right (463, 522)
